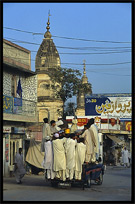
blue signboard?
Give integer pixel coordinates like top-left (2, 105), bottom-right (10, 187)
top-left (14, 97), bottom-right (22, 106)
top-left (3, 95), bottom-right (13, 113)
top-left (85, 97), bottom-right (111, 116)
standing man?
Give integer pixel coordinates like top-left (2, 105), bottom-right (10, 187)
top-left (50, 120), bottom-right (58, 137)
top-left (41, 118), bottom-right (51, 152)
top-left (13, 148), bottom-right (26, 184)
top-left (122, 147), bottom-right (129, 167)
top-left (74, 138), bottom-right (86, 180)
top-left (79, 125), bottom-right (95, 163)
top-left (52, 133), bottom-right (66, 181)
top-left (88, 118), bottom-right (99, 162)
top-left (65, 133), bottom-right (77, 180)
top-left (42, 136), bottom-right (55, 179)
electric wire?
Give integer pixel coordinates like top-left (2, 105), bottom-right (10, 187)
top-left (4, 27), bottom-right (131, 44)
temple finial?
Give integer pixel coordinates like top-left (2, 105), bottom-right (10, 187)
top-left (44, 10), bottom-right (52, 38)
top-left (46, 10), bottom-right (51, 31)
top-left (83, 60), bottom-right (86, 75)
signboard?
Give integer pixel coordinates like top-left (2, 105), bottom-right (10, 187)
top-left (3, 95), bottom-right (13, 113)
top-left (85, 95), bottom-right (132, 119)
top-left (10, 134), bottom-right (23, 139)
top-left (14, 97), bottom-right (22, 106)
top-left (14, 127), bottom-right (25, 134)
top-left (13, 97), bottom-right (22, 114)
top-left (5, 134), bottom-right (9, 162)
top-left (3, 126), bottom-right (11, 133)
top-left (13, 106), bottom-right (22, 114)
top-left (77, 118), bottom-right (88, 127)
top-left (125, 122), bottom-right (132, 131)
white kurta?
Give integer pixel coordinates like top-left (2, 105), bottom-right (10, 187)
top-left (42, 141), bottom-right (53, 169)
top-left (75, 142), bottom-right (86, 180)
top-left (122, 149), bottom-right (129, 164)
top-left (42, 141), bottom-right (55, 179)
top-left (41, 123), bottom-right (51, 152)
top-left (14, 153), bottom-right (26, 183)
top-left (65, 138), bottom-right (77, 179)
top-left (52, 138), bottom-right (66, 171)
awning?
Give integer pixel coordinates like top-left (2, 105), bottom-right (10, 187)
top-left (106, 135), bottom-right (125, 145)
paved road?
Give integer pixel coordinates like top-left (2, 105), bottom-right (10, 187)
top-left (3, 166), bottom-right (132, 201)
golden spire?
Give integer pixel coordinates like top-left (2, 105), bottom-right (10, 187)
top-left (83, 59), bottom-right (86, 75)
top-left (46, 10), bottom-right (51, 31)
top-left (44, 10), bottom-right (52, 38)
top-left (82, 60), bottom-right (88, 84)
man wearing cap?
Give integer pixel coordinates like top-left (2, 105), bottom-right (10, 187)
top-left (41, 118), bottom-right (51, 152)
top-left (52, 133), bottom-right (66, 181)
top-left (42, 136), bottom-right (55, 179)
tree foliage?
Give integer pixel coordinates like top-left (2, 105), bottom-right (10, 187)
top-left (50, 67), bottom-right (92, 103)
top-left (64, 102), bottom-right (76, 117)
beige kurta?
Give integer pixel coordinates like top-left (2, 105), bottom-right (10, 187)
top-left (75, 142), bottom-right (86, 180)
top-left (52, 138), bottom-right (66, 171)
top-left (90, 124), bottom-right (99, 154)
top-left (80, 129), bottom-right (94, 162)
top-left (41, 123), bottom-right (51, 152)
top-left (50, 126), bottom-right (58, 136)
top-left (70, 119), bottom-right (78, 133)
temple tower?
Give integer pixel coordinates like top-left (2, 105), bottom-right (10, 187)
top-left (76, 60), bottom-right (92, 116)
top-left (35, 12), bottom-right (63, 122)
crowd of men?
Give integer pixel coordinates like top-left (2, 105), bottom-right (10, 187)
top-left (41, 117), bottom-right (100, 181)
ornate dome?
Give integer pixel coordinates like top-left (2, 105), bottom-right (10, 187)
top-left (35, 15), bottom-right (61, 72)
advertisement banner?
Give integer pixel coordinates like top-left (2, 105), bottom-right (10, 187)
top-left (85, 95), bottom-right (131, 119)
top-left (14, 97), bottom-right (22, 106)
top-left (5, 134), bottom-right (9, 162)
top-left (77, 118), bottom-right (88, 127)
top-left (3, 95), bottom-right (13, 113)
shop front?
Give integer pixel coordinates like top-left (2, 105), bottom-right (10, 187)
top-left (3, 126), bottom-right (26, 176)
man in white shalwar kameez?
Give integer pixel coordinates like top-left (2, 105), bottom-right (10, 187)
top-left (52, 133), bottom-right (67, 181)
top-left (42, 136), bottom-right (55, 179)
top-left (80, 125), bottom-right (95, 163)
top-left (13, 148), bottom-right (26, 184)
top-left (41, 118), bottom-right (51, 152)
top-left (74, 138), bottom-right (86, 180)
top-left (122, 147), bottom-right (129, 167)
top-left (88, 118), bottom-right (99, 162)
top-left (65, 133), bottom-right (77, 180)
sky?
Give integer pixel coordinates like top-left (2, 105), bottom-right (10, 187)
top-left (3, 3), bottom-right (131, 104)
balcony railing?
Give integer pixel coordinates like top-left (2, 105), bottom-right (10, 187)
top-left (3, 95), bottom-right (37, 117)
